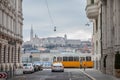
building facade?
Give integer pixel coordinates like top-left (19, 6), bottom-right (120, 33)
top-left (86, 0), bottom-right (101, 70)
top-left (0, 0), bottom-right (23, 74)
top-left (86, 0), bottom-right (120, 77)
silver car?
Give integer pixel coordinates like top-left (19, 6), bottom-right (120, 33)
top-left (51, 62), bottom-right (64, 72)
top-left (23, 63), bottom-right (34, 73)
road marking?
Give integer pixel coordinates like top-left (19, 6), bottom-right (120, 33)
top-left (80, 70), bottom-right (96, 80)
top-left (68, 72), bottom-right (72, 80)
top-left (69, 78), bottom-right (71, 80)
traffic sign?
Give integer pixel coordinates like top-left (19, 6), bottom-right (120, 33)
top-left (0, 72), bottom-right (7, 78)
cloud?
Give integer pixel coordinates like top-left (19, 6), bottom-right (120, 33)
top-left (22, 0), bottom-right (92, 42)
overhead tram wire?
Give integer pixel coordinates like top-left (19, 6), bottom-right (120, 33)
top-left (45, 0), bottom-right (56, 32)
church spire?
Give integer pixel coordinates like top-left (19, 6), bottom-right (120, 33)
top-left (30, 25), bottom-right (33, 40)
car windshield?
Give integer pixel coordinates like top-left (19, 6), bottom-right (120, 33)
top-left (23, 64), bottom-right (32, 66)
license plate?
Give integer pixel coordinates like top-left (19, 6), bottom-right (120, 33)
top-left (25, 67), bottom-right (28, 69)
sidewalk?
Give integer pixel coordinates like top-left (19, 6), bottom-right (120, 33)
top-left (8, 75), bottom-right (26, 80)
top-left (81, 69), bottom-right (120, 80)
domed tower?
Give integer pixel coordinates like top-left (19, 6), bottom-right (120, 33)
top-left (64, 34), bottom-right (67, 40)
top-left (30, 25), bottom-right (33, 40)
top-left (64, 34), bottom-right (67, 45)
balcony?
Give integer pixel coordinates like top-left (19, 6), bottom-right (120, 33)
top-left (86, 3), bottom-right (99, 19)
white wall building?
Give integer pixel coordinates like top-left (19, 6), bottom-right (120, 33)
top-left (67, 40), bottom-right (81, 46)
top-left (86, 0), bottom-right (120, 77)
top-left (0, 0), bottom-right (23, 76)
top-left (86, 0), bottom-right (101, 70)
top-left (44, 37), bottom-right (66, 46)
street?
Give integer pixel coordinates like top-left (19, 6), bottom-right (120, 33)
top-left (23, 69), bottom-right (92, 80)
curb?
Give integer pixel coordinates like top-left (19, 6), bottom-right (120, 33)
top-left (80, 70), bottom-right (96, 80)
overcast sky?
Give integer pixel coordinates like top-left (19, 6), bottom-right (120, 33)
top-left (23, 0), bottom-right (93, 42)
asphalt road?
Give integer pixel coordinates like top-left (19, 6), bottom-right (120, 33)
top-left (24, 69), bottom-right (92, 80)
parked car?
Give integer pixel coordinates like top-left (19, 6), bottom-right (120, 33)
top-left (33, 64), bottom-right (39, 72)
top-left (51, 62), bottom-right (64, 72)
top-left (23, 63), bottom-right (34, 73)
top-left (33, 61), bottom-right (43, 71)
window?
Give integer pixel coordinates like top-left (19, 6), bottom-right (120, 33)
top-left (91, 0), bottom-right (94, 4)
top-left (96, 19), bottom-right (98, 32)
top-left (80, 57), bottom-right (85, 61)
top-left (74, 57), bottom-right (79, 61)
top-left (57, 57), bottom-right (62, 61)
top-left (63, 56), bottom-right (68, 61)
top-left (96, 41), bottom-right (98, 54)
top-left (86, 56), bottom-right (91, 61)
top-left (8, 47), bottom-right (10, 63)
top-left (11, 47), bottom-right (14, 63)
top-left (69, 56), bottom-right (73, 61)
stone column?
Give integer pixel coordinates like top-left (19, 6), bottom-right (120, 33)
top-left (101, 0), bottom-right (107, 73)
top-left (106, 0), bottom-right (113, 48)
top-left (1, 44), bottom-right (6, 71)
top-left (5, 45), bottom-right (8, 63)
top-left (106, 0), bottom-right (114, 75)
top-left (11, 47), bottom-right (13, 63)
top-left (113, 0), bottom-right (120, 50)
top-left (113, 0), bottom-right (120, 76)
top-left (1, 44), bottom-right (4, 63)
top-left (13, 46), bottom-right (15, 63)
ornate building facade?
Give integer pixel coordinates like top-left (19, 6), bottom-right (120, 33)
top-left (86, 0), bottom-right (101, 70)
top-left (86, 0), bottom-right (120, 77)
top-left (0, 0), bottom-right (23, 73)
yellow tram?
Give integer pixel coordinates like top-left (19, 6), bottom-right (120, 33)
top-left (53, 52), bottom-right (94, 68)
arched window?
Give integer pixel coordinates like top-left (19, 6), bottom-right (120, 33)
top-left (11, 47), bottom-right (14, 63)
top-left (18, 47), bottom-right (20, 63)
top-left (8, 46), bottom-right (10, 63)
top-left (3, 45), bottom-right (6, 63)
